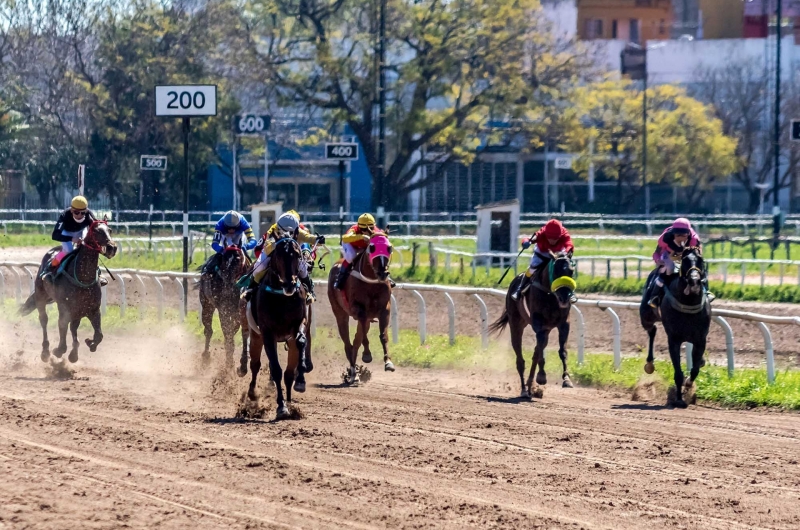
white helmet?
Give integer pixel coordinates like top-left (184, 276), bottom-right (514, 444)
top-left (223, 210), bottom-right (241, 228)
top-left (276, 212), bottom-right (299, 233)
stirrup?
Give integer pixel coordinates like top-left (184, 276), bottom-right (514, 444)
top-left (648, 296), bottom-right (660, 309)
top-left (569, 293), bottom-right (578, 304)
top-left (706, 292), bottom-right (716, 303)
top-left (99, 277), bottom-right (108, 287)
top-left (241, 289), bottom-right (254, 301)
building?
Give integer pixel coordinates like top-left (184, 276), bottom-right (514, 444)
top-left (577, 0), bottom-right (674, 43)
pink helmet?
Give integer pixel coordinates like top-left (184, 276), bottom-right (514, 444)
top-left (672, 217), bottom-right (692, 233)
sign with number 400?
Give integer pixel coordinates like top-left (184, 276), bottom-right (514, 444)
top-left (325, 143), bottom-right (359, 160)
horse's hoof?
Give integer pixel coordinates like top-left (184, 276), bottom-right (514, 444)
top-left (384, 361), bottom-right (395, 372)
top-left (674, 399), bottom-right (688, 409)
top-left (644, 362), bottom-right (655, 374)
top-left (276, 406), bottom-right (290, 420)
top-left (85, 339), bottom-right (98, 353)
top-left (362, 352), bottom-right (373, 363)
top-left (535, 372), bottom-right (547, 386)
top-left (40, 350), bottom-right (50, 363)
top-left (520, 389), bottom-right (531, 399)
top-left (247, 388), bottom-right (257, 401)
top-left (698, 357), bottom-right (706, 368)
top-left (562, 377), bottom-right (574, 389)
top-left (531, 387), bottom-right (544, 399)
top-left (68, 350), bottom-right (79, 364)
top-left (236, 364), bottom-right (248, 378)
top-left (304, 359), bottom-right (314, 373)
top-left (52, 346), bottom-right (66, 359)
top-left (294, 380), bottom-right (306, 393)
top-left (201, 351), bottom-right (211, 365)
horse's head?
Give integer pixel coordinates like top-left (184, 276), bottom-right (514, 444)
top-left (85, 220), bottom-right (117, 259)
top-left (548, 251), bottom-right (576, 309)
top-left (679, 246), bottom-right (705, 295)
top-left (220, 246), bottom-right (248, 284)
top-left (367, 234), bottom-right (392, 281)
top-left (270, 237), bottom-right (302, 296)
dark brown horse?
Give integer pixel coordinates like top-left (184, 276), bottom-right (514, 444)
top-left (20, 220), bottom-right (117, 363)
top-left (199, 245), bottom-right (251, 367)
top-left (327, 234), bottom-right (395, 385)
top-left (640, 246), bottom-right (711, 408)
top-left (244, 238), bottom-right (310, 419)
top-left (489, 251), bottom-right (576, 398)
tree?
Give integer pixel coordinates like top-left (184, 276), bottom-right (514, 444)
top-left (564, 79), bottom-right (737, 212)
top-left (693, 60), bottom-right (800, 213)
top-left (220, 0), bottom-right (590, 209)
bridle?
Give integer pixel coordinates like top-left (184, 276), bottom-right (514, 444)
top-left (266, 237), bottom-right (301, 290)
top-left (82, 220), bottom-right (110, 254)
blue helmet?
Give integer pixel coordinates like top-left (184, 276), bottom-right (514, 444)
top-left (223, 210), bottom-right (241, 228)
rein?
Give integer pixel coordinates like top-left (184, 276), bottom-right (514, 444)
top-left (263, 238), bottom-right (302, 297)
top-left (64, 247), bottom-right (100, 288)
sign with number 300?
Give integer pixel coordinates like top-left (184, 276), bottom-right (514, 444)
top-left (155, 85), bottom-right (217, 116)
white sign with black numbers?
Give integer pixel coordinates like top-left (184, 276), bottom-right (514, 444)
top-left (554, 157), bottom-right (571, 170)
top-left (140, 155), bottom-right (168, 171)
top-left (155, 85), bottom-right (217, 116)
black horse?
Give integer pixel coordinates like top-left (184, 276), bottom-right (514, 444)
top-left (490, 251), bottom-right (577, 398)
top-left (199, 245), bottom-right (251, 367)
top-left (640, 246), bottom-right (711, 408)
top-left (20, 220), bottom-right (117, 363)
top-left (245, 238), bottom-right (309, 419)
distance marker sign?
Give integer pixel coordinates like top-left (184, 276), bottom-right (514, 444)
top-left (140, 155), bottom-right (167, 171)
top-left (155, 85), bottom-right (217, 116)
top-left (234, 115), bottom-right (271, 135)
top-left (325, 143), bottom-right (359, 160)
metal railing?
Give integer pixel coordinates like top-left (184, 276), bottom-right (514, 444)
top-left (1, 262), bottom-right (798, 384)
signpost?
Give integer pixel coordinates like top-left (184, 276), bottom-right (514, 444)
top-left (325, 143), bottom-right (359, 241)
top-left (155, 84), bottom-right (217, 315)
top-left (232, 114), bottom-right (271, 208)
top-left (77, 164), bottom-right (85, 196)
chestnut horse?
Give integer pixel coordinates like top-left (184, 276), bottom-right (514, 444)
top-left (327, 234), bottom-right (395, 385)
top-left (489, 251), bottom-right (576, 398)
top-left (20, 220), bottom-right (117, 363)
top-left (244, 238), bottom-right (310, 419)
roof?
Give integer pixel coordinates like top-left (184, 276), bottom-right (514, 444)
top-left (474, 199), bottom-right (520, 211)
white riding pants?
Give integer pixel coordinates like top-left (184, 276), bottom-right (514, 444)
top-left (60, 228), bottom-right (87, 253)
top-left (342, 243), bottom-right (358, 263)
top-left (526, 245), bottom-right (548, 271)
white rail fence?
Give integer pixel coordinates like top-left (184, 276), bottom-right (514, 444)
top-left (1, 262), bottom-right (798, 384)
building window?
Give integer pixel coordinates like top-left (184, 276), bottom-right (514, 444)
top-left (612, 19), bottom-right (618, 38)
top-left (659, 18), bottom-right (666, 35)
top-left (584, 18), bottom-right (603, 39)
top-left (629, 19), bottom-right (640, 43)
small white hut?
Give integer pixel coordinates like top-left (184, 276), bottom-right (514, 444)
top-left (475, 199), bottom-right (520, 255)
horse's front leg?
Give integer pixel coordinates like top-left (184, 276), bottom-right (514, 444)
top-left (68, 318), bottom-right (81, 363)
top-left (237, 300), bottom-right (249, 377)
top-left (557, 320), bottom-right (572, 388)
top-left (333, 309), bottom-right (356, 384)
top-left (263, 332), bottom-right (288, 420)
top-left (688, 337), bottom-right (706, 386)
top-left (644, 325), bottom-right (657, 374)
top-left (200, 295), bottom-right (214, 364)
top-left (247, 329), bottom-right (264, 400)
top-left (52, 306), bottom-right (70, 359)
top-left (527, 317), bottom-right (550, 396)
top-left (38, 303), bottom-right (50, 362)
top-left (222, 313), bottom-right (238, 368)
top-left (667, 338), bottom-right (687, 408)
top-left (359, 318), bottom-right (372, 364)
top-left (293, 321), bottom-right (308, 394)
top-left (378, 307), bottom-right (394, 372)
top-left (85, 308), bottom-right (103, 353)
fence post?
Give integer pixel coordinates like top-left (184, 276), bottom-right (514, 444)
top-left (757, 322), bottom-right (775, 384)
top-left (410, 290), bottom-right (426, 345)
top-left (685, 343), bottom-right (693, 372)
top-left (760, 263), bottom-right (766, 288)
top-left (471, 294), bottom-right (489, 350)
top-left (411, 243), bottom-right (419, 269)
top-left (722, 262), bottom-right (728, 285)
top-left (390, 294), bottom-right (399, 344)
top-left (119, 275), bottom-right (127, 318)
top-left (460, 257), bottom-right (465, 276)
top-left (740, 263), bottom-right (746, 288)
top-left (445, 252), bottom-right (451, 273)
top-left (606, 259), bottom-right (611, 280)
top-left (637, 259), bottom-right (642, 281)
top-left (602, 307), bottom-right (621, 370)
top-left (101, 284), bottom-right (107, 317)
top-left (571, 305), bottom-right (585, 365)
top-left (443, 292), bottom-right (456, 346)
top-left (175, 277), bottom-right (185, 322)
top-left (428, 242), bottom-right (436, 271)
top-left (0, 269), bottom-right (5, 304)
top-left (133, 274), bottom-right (146, 320)
top-left (623, 259), bottom-right (627, 280)
top-left (153, 277), bottom-right (164, 320)
top-left (712, 316), bottom-right (734, 378)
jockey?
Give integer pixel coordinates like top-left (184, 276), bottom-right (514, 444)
top-left (648, 217), bottom-right (711, 308)
top-left (243, 210), bottom-right (323, 301)
top-left (333, 213), bottom-right (394, 290)
top-left (512, 219), bottom-right (576, 303)
top-left (203, 210), bottom-right (257, 274)
top-left (42, 195), bottom-right (103, 284)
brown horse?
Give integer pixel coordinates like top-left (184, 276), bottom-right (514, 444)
top-left (199, 245), bottom-right (251, 367)
top-left (244, 237), bottom-right (310, 419)
top-left (489, 251), bottom-right (576, 398)
top-left (20, 220), bottom-right (117, 363)
top-left (327, 234), bottom-right (395, 385)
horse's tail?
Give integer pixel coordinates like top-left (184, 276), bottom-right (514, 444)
top-left (488, 308), bottom-right (509, 337)
top-left (19, 292), bottom-right (37, 316)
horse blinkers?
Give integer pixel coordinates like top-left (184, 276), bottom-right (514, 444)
top-left (680, 251), bottom-right (704, 294)
top-left (549, 256), bottom-right (576, 309)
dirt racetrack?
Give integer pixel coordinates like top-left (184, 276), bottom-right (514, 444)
top-left (3, 319), bottom-right (800, 529)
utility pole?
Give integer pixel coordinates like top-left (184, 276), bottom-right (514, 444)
top-left (774, 0), bottom-right (783, 243)
top-left (376, 0), bottom-right (387, 216)
top-left (643, 68), bottom-right (650, 217)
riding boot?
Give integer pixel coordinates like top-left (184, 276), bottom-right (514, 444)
top-left (511, 274), bottom-right (529, 301)
top-left (702, 278), bottom-right (716, 303)
top-left (388, 276), bottom-right (396, 288)
top-left (99, 276), bottom-right (108, 287)
top-left (241, 276), bottom-right (259, 302)
top-left (300, 276), bottom-right (316, 301)
top-left (648, 280), bottom-right (665, 309)
top-left (334, 262), bottom-right (352, 290)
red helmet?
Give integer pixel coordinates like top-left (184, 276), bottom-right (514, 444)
top-left (543, 219), bottom-right (563, 240)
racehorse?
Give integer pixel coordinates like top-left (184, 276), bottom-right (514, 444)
top-left (244, 238), bottom-right (310, 419)
top-left (489, 251), bottom-right (577, 398)
top-left (199, 245), bottom-right (251, 366)
top-left (640, 246), bottom-right (711, 408)
top-left (20, 220), bottom-right (117, 363)
top-left (327, 233), bottom-right (395, 385)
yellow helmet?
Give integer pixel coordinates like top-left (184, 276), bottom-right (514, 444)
top-left (71, 196), bottom-right (88, 210)
top-left (286, 209), bottom-right (300, 220)
top-left (358, 213), bottom-right (376, 229)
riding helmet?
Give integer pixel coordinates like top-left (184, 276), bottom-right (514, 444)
top-left (71, 196), bottom-right (88, 210)
top-left (358, 213), bottom-right (376, 229)
top-left (223, 210), bottom-right (241, 228)
top-left (277, 212), bottom-right (300, 232)
top-left (543, 219), bottom-right (564, 239)
top-left (672, 217), bottom-right (692, 234)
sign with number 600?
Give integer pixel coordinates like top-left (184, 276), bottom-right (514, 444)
top-left (234, 115), bottom-right (271, 135)
top-left (325, 143), bottom-right (359, 160)
top-left (155, 85), bottom-right (217, 116)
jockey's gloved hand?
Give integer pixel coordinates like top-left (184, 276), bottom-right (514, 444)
top-left (316, 234), bottom-right (325, 245)
top-left (244, 238), bottom-right (257, 250)
top-left (362, 235), bottom-right (371, 243)
top-left (521, 238), bottom-right (532, 250)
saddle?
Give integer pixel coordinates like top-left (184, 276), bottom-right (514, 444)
top-left (40, 250), bottom-right (78, 281)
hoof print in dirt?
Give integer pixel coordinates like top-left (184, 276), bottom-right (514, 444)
top-left (667, 384), bottom-right (697, 408)
top-left (46, 359), bottom-right (76, 381)
top-left (531, 387), bottom-right (544, 399)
